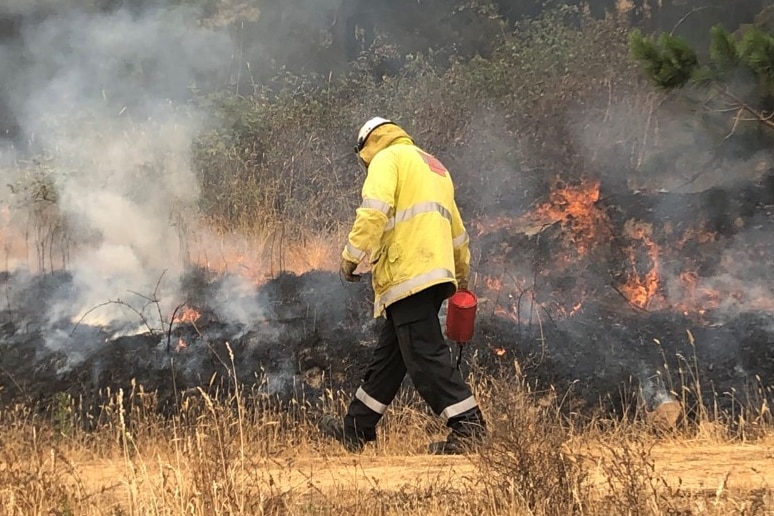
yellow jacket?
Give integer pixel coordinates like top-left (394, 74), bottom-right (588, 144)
top-left (343, 124), bottom-right (471, 318)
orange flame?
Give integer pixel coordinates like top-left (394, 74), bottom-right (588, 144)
top-left (176, 337), bottom-right (187, 351)
top-left (559, 302), bottom-right (583, 318)
top-left (471, 179), bottom-right (608, 253)
top-left (619, 220), bottom-right (661, 309)
top-left (174, 305), bottom-right (201, 324)
top-left (527, 179), bottom-right (607, 256)
top-left (492, 346), bottom-right (506, 357)
top-left (532, 180), bottom-right (600, 223)
top-left (675, 271), bottom-right (714, 316)
top-left (187, 231), bottom-right (339, 286)
top-left (678, 223), bottom-right (717, 246)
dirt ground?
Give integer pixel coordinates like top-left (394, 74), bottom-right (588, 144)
top-left (72, 437), bottom-right (774, 501)
top-left (254, 438), bottom-right (774, 494)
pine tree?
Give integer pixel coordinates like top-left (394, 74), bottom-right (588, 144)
top-left (630, 22), bottom-right (774, 136)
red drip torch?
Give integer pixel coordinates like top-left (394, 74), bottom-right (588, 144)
top-left (445, 289), bottom-right (478, 368)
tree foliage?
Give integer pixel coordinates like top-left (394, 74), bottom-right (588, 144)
top-left (629, 30), bottom-right (699, 89)
top-left (629, 12), bottom-right (774, 141)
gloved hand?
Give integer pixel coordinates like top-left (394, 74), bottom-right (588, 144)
top-left (340, 258), bottom-right (361, 282)
top-left (458, 278), bottom-right (469, 291)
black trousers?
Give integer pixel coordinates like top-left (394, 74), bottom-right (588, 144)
top-left (344, 284), bottom-right (483, 441)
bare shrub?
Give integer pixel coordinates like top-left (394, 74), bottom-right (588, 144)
top-left (191, 8), bottom-right (643, 238)
top-left (7, 160), bottom-right (73, 274)
top-left (475, 368), bottom-right (590, 515)
top-left (599, 436), bottom-right (682, 515)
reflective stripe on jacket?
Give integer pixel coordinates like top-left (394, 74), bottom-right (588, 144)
top-left (342, 124), bottom-right (471, 318)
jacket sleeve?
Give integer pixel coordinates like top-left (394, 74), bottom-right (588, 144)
top-left (450, 200), bottom-right (471, 284)
top-left (342, 153), bottom-right (397, 263)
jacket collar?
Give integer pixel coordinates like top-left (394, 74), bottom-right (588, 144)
top-left (358, 124), bottom-right (414, 165)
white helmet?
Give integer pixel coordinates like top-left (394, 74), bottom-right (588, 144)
top-left (356, 116), bottom-right (393, 153)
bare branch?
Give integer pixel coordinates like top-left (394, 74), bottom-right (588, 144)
top-left (166, 303), bottom-right (187, 353)
top-left (69, 298), bottom-right (156, 338)
top-left (717, 87), bottom-right (774, 131)
top-left (69, 301), bottom-right (115, 337)
top-left (670, 6), bottom-right (719, 37)
top-left (725, 107), bottom-right (744, 139)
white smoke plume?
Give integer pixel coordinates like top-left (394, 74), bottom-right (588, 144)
top-left (211, 274), bottom-right (274, 331)
top-left (0, 5), bottom-right (234, 339)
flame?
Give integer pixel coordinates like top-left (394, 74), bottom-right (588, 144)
top-left (188, 231), bottom-right (339, 285)
top-left (527, 179), bottom-right (608, 256)
top-left (174, 305), bottom-right (201, 324)
top-left (532, 180), bottom-right (600, 223)
top-left (492, 346), bottom-right (506, 357)
top-left (471, 179), bottom-right (608, 253)
top-left (471, 181), bottom-right (774, 322)
top-left (675, 271), bottom-right (715, 316)
top-left (0, 206), bottom-right (340, 281)
top-left (517, 179), bottom-right (609, 315)
top-left (619, 220), bottom-right (662, 309)
top-left (3, 173), bottom-right (773, 326)
top-left (667, 224), bottom-right (719, 315)
top-left (678, 223), bottom-right (717, 246)
top-left (558, 302), bottom-right (583, 318)
top-left (176, 337), bottom-right (187, 351)
top-left (672, 262), bottom-right (774, 317)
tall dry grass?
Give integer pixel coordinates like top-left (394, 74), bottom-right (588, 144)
top-left (0, 350), bottom-right (772, 515)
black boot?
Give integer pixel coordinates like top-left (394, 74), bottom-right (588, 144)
top-left (428, 429), bottom-right (486, 455)
top-left (429, 408), bottom-right (487, 455)
top-left (318, 414), bottom-right (367, 453)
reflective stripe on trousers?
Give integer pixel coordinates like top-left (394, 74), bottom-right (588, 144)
top-left (355, 387), bottom-right (388, 414)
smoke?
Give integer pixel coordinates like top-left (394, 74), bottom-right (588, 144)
top-left (0, 2), bottom-right (373, 379)
top-left (566, 77), bottom-right (774, 301)
top-left (0, 5), bottom-right (234, 338)
top-left (452, 110), bottom-right (535, 215)
top-left (638, 366), bottom-right (677, 410)
top-left (211, 274), bottom-right (275, 333)
top-left (0, 1), bottom-right (79, 17)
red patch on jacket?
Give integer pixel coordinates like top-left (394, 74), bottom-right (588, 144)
top-left (418, 150), bottom-right (447, 177)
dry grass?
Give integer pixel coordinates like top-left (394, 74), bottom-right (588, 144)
top-left (186, 226), bottom-right (346, 281)
top-left (0, 358), bottom-right (772, 516)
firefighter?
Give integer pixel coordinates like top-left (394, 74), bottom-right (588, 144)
top-left (319, 117), bottom-right (486, 455)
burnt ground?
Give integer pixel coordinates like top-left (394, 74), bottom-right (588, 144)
top-left (0, 269), bottom-right (378, 411)
top-left (0, 265), bottom-right (773, 426)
